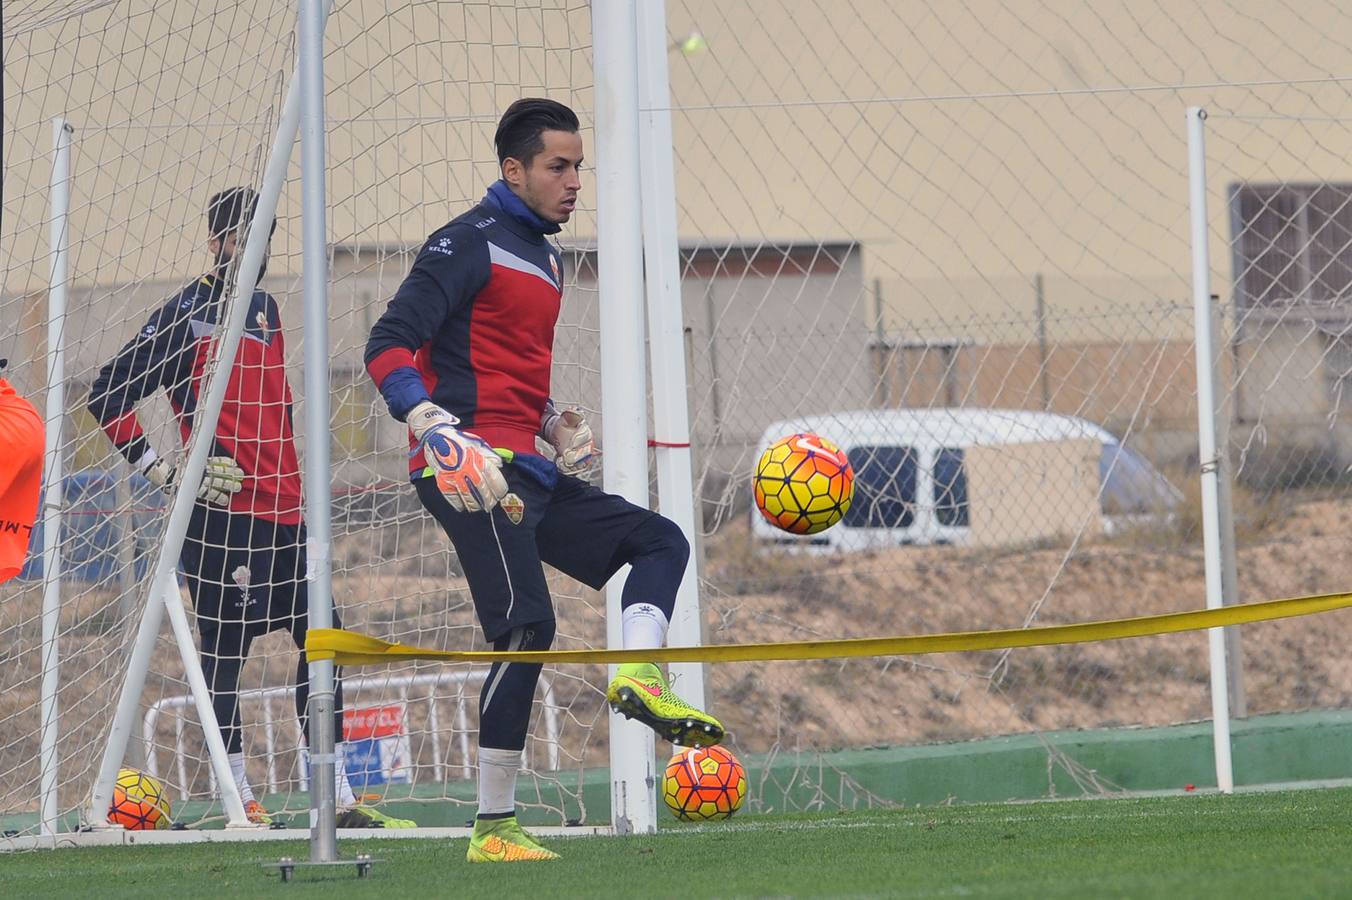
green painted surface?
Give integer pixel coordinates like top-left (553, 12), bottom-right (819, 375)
top-left (8, 710), bottom-right (1351, 833)
top-left (753, 710), bottom-right (1352, 810)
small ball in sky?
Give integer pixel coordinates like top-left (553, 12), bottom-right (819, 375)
top-left (679, 31), bottom-right (707, 56)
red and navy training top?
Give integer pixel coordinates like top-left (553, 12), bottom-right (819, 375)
top-left (364, 187), bottom-right (565, 476)
top-left (87, 274), bottom-right (303, 524)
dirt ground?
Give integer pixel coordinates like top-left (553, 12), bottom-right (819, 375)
top-left (4, 494), bottom-right (1351, 815)
top-left (698, 494), bottom-right (1352, 752)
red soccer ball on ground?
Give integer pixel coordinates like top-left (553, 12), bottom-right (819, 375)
top-left (662, 745), bottom-right (747, 821)
top-left (753, 432), bottom-right (854, 534)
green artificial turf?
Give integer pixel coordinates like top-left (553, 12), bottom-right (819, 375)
top-left (6, 787), bottom-right (1352, 898)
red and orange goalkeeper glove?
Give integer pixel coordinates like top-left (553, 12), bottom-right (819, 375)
top-left (408, 401), bottom-right (508, 513)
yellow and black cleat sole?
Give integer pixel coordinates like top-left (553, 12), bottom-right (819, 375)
top-left (608, 686), bottom-right (724, 747)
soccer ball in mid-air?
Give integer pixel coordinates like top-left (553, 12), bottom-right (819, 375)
top-left (107, 767), bottom-right (172, 830)
top-left (662, 746), bottom-right (747, 821)
top-left (753, 432), bottom-right (854, 534)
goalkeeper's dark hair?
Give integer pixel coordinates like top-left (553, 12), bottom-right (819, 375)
top-left (206, 186), bottom-right (276, 240)
top-left (494, 98), bottom-right (579, 168)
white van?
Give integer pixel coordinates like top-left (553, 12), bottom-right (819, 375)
top-left (750, 408), bottom-right (1180, 551)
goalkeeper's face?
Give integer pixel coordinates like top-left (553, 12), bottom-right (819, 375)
top-left (510, 129), bottom-right (583, 225)
top-left (210, 230), bottom-right (271, 281)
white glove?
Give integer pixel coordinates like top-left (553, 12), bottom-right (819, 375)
top-left (407, 400), bottom-right (508, 513)
top-left (541, 404), bottom-right (599, 475)
top-left (142, 452), bottom-right (244, 507)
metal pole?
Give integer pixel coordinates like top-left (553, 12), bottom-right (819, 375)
top-left (90, 562), bottom-right (166, 826)
top-left (594, 0), bottom-right (658, 835)
top-left (873, 278), bottom-right (889, 408)
top-left (703, 281), bottom-right (722, 433)
top-left (39, 116), bottom-right (73, 838)
top-left (88, 14), bottom-right (316, 825)
top-left (682, 326), bottom-right (713, 685)
top-left (158, 571), bottom-right (248, 822)
top-left (1186, 105), bottom-right (1234, 793)
top-left (114, 471), bottom-right (147, 771)
top-left (1035, 272), bottom-right (1050, 410)
top-left (299, 0), bottom-right (337, 862)
top-left (637, 0), bottom-right (705, 709)
top-left (1211, 298), bottom-right (1246, 718)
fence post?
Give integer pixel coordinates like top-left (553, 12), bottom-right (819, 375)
top-left (1186, 105), bottom-right (1235, 793)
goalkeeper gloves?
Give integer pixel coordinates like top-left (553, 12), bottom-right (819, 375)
top-left (541, 403), bottom-right (599, 475)
top-left (141, 452), bottom-right (245, 507)
top-left (407, 400), bottom-right (508, 514)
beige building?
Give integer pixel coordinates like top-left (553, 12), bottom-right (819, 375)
top-left (4, 1), bottom-right (1352, 485)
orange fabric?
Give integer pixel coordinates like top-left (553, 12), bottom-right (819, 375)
top-left (0, 378), bottom-right (45, 583)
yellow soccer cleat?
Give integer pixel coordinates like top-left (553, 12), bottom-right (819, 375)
top-left (606, 662), bottom-right (724, 747)
top-left (466, 816), bottom-right (560, 863)
top-left (336, 805), bottom-right (417, 829)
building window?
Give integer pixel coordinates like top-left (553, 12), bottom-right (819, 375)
top-left (1229, 182), bottom-right (1352, 314)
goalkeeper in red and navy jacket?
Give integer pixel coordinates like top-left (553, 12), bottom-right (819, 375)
top-left (365, 98), bottom-right (723, 862)
top-left (88, 188), bottom-right (412, 830)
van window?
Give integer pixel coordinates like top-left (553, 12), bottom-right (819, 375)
top-left (844, 446), bottom-right (916, 528)
top-left (934, 447), bottom-right (969, 526)
top-left (1099, 443), bottom-right (1179, 515)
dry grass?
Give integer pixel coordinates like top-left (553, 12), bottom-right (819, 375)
top-left (702, 494), bottom-right (1352, 752)
top-left (5, 493), bottom-right (1352, 817)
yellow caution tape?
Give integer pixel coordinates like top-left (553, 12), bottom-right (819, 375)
top-left (306, 590), bottom-right (1352, 667)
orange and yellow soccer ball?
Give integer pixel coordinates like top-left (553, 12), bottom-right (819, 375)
top-left (753, 432), bottom-right (854, 534)
top-left (662, 745), bottom-right (747, 821)
top-left (107, 767), bottom-right (172, 831)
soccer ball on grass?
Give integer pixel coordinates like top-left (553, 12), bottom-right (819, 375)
top-left (107, 767), bottom-right (172, 830)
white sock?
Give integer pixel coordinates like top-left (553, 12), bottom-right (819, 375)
top-left (477, 746), bottom-right (523, 817)
top-left (228, 751), bottom-right (256, 803)
top-left (622, 602), bottom-right (669, 650)
top-left (302, 742), bottom-right (359, 807)
top-left (334, 741), bottom-right (358, 807)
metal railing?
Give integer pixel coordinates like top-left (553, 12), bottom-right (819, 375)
top-left (142, 669), bottom-right (562, 800)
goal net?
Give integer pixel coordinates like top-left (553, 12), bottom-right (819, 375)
top-left (1, 0), bottom-right (604, 837)
top-left (5, 0), bottom-right (1352, 844)
top-left (664, 0), bottom-right (1352, 807)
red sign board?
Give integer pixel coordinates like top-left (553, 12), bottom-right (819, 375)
top-left (342, 704), bottom-right (406, 741)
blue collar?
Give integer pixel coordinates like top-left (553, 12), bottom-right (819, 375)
top-left (483, 180), bottom-right (561, 235)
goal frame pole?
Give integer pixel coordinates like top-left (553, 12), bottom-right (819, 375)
top-left (39, 117), bottom-right (74, 839)
top-left (298, 0), bottom-right (339, 862)
top-left (594, 0), bottom-right (659, 836)
top-left (636, 0), bottom-right (706, 708)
